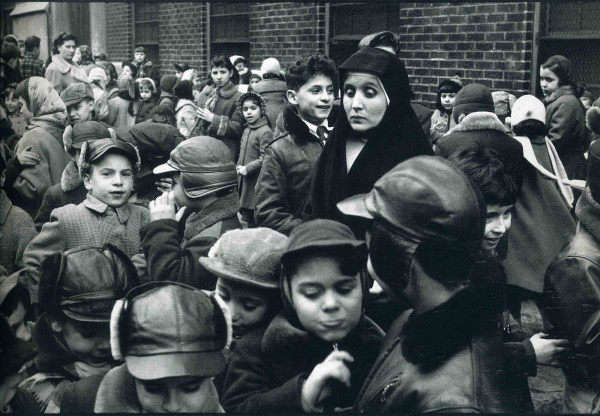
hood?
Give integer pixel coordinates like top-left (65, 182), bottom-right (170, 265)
top-left (543, 85), bottom-right (577, 105)
top-left (175, 98), bottom-right (196, 113)
top-left (61, 160), bottom-right (82, 192)
top-left (446, 111), bottom-right (506, 135)
top-left (18, 77), bottom-right (67, 135)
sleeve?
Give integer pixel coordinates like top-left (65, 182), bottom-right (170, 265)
top-left (3, 156), bottom-right (24, 193)
top-left (178, 106), bottom-right (197, 138)
top-left (245, 128), bottom-right (273, 176)
top-left (503, 340), bottom-right (538, 378)
top-left (35, 187), bottom-right (55, 232)
top-left (95, 91), bottom-right (110, 122)
top-left (208, 102), bottom-right (244, 141)
top-left (546, 100), bottom-right (581, 154)
top-left (12, 214), bottom-right (37, 272)
top-left (21, 214), bottom-right (66, 303)
top-left (221, 336), bottom-right (305, 413)
top-left (140, 219), bottom-right (218, 290)
top-left (44, 67), bottom-right (63, 93)
top-left (11, 138), bottom-right (53, 207)
top-left (254, 146), bottom-right (303, 235)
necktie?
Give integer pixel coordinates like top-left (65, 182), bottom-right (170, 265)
top-left (316, 125), bottom-right (328, 142)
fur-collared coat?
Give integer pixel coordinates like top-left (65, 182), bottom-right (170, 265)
top-left (220, 313), bottom-right (383, 413)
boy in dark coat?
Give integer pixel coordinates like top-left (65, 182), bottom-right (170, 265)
top-left (220, 219), bottom-right (383, 413)
top-left (254, 54), bottom-right (337, 235)
top-left (133, 136), bottom-right (241, 289)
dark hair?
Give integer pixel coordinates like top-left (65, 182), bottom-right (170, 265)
top-left (149, 105), bottom-right (176, 126)
top-left (98, 62), bottom-right (118, 90)
top-left (24, 36), bottom-right (40, 52)
top-left (0, 282), bottom-right (31, 318)
top-left (210, 55), bottom-right (239, 85)
top-left (541, 55), bottom-right (582, 97)
top-left (121, 62), bottom-right (138, 79)
top-left (285, 54), bottom-right (337, 92)
top-left (241, 95), bottom-right (260, 109)
top-left (448, 146), bottom-right (518, 207)
top-left (52, 32), bottom-right (77, 55)
top-left (512, 119), bottom-right (548, 137)
top-left (358, 31), bottom-right (400, 56)
top-left (173, 80), bottom-right (194, 101)
top-left (0, 82), bottom-right (17, 102)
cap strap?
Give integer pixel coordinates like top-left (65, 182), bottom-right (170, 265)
top-left (60, 290), bottom-right (123, 306)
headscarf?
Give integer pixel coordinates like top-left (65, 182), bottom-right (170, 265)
top-left (311, 47), bottom-right (433, 235)
top-left (89, 67), bottom-right (108, 90)
top-left (78, 45), bottom-right (94, 66)
top-left (159, 75), bottom-right (178, 95)
top-left (16, 77), bottom-right (67, 139)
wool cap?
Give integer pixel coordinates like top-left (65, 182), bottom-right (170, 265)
top-left (134, 46), bottom-right (145, 53)
top-left (236, 90), bottom-right (267, 118)
top-left (110, 282), bottom-right (231, 380)
top-left (337, 155), bottom-right (485, 251)
top-left (60, 82), bottom-right (94, 107)
top-left (511, 94), bottom-right (546, 127)
top-left (586, 106), bottom-right (600, 135)
top-left (437, 75), bottom-right (463, 93)
top-left (159, 74), bottom-right (178, 95)
top-left (260, 57), bottom-right (281, 77)
top-left (38, 245), bottom-right (139, 322)
top-left (230, 55), bottom-right (245, 66)
top-left (587, 139), bottom-right (600, 202)
top-left (153, 136), bottom-right (237, 199)
top-left (200, 228), bottom-right (287, 289)
top-left (0, 316), bottom-right (37, 379)
top-left (68, 121), bottom-right (111, 150)
top-left (452, 83), bottom-right (495, 123)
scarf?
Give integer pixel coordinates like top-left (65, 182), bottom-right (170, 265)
top-left (20, 77), bottom-right (67, 140)
top-left (311, 47), bottom-right (433, 232)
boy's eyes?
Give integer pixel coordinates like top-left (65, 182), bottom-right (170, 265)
top-left (142, 382), bottom-right (164, 394)
top-left (242, 300), bottom-right (262, 311)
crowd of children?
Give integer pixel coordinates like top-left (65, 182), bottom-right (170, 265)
top-left (1, 27), bottom-right (600, 414)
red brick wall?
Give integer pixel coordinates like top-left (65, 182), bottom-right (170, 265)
top-left (249, 2), bottom-right (326, 70)
top-left (397, 2), bottom-right (535, 106)
top-left (106, 3), bottom-right (133, 64)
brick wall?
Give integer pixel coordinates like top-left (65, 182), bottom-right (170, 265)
top-left (397, 2), bottom-right (535, 106)
top-left (106, 3), bottom-right (133, 64)
top-left (158, 3), bottom-right (207, 76)
top-left (249, 2), bottom-right (326, 70)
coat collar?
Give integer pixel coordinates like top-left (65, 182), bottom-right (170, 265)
top-left (61, 160), bottom-right (82, 192)
top-left (282, 106), bottom-right (322, 144)
top-left (51, 54), bottom-right (80, 75)
top-left (543, 85), bottom-right (576, 105)
top-left (183, 192), bottom-right (239, 241)
top-left (217, 80), bottom-right (239, 99)
top-left (446, 111), bottom-right (506, 135)
top-left (575, 187), bottom-right (600, 243)
top-left (0, 190), bottom-right (12, 225)
top-left (246, 116), bottom-right (269, 130)
top-left (83, 194), bottom-right (131, 224)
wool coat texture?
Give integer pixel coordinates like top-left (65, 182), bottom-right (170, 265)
top-left (174, 98), bottom-right (197, 139)
top-left (0, 189), bottom-right (36, 274)
top-left (44, 55), bottom-right (89, 94)
top-left (237, 117), bottom-right (272, 210)
top-left (22, 194), bottom-right (150, 303)
top-left (251, 78), bottom-right (288, 130)
top-left (107, 95), bottom-right (135, 135)
top-left (254, 106), bottom-right (324, 235)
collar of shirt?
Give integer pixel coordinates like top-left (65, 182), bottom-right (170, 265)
top-left (301, 118), bottom-right (331, 140)
top-left (83, 194), bottom-right (131, 224)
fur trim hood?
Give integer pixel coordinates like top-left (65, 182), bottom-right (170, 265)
top-left (446, 111), bottom-right (506, 135)
top-left (543, 85), bottom-right (577, 105)
top-left (60, 160), bottom-right (82, 192)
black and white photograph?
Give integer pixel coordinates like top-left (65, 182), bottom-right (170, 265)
top-left (1, 1), bottom-right (599, 413)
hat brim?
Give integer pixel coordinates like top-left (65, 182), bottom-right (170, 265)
top-left (183, 183), bottom-right (237, 199)
top-left (199, 257), bottom-right (279, 289)
top-left (281, 239), bottom-right (367, 264)
top-left (153, 161), bottom-right (180, 175)
top-left (63, 97), bottom-right (88, 107)
top-left (336, 193), bottom-right (373, 220)
top-left (126, 351), bottom-right (227, 380)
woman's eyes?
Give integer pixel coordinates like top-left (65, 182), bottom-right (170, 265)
top-left (363, 87), bottom-right (377, 98)
top-left (344, 87), bottom-right (356, 97)
top-left (301, 289), bottom-right (322, 299)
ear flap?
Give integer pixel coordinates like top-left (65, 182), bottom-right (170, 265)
top-left (110, 298), bottom-right (128, 361)
top-left (78, 141), bottom-right (88, 176)
top-left (108, 127), bottom-right (117, 142)
top-left (211, 293), bottom-right (233, 351)
top-left (63, 125), bottom-right (73, 151)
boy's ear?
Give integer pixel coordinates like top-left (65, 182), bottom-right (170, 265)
top-left (286, 89), bottom-right (298, 105)
top-left (50, 318), bottom-right (63, 333)
top-left (83, 173), bottom-right (92, 191)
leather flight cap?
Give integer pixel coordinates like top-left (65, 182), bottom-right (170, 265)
top-left (337, 156), bottom-right (485, 250)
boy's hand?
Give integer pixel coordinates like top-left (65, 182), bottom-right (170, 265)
top-left (17, 146), bottom-right (41, 166)
top-left (530, 332), bottom-right (570, 367)
top-left (301, 350), bottom-right (354, 412)
top-left (432, 119), bottom-right (447, 132)
top-left (149, 191), bottom-right (177, 221)
top-left (155, 177), bottom-right (173, 193)
top-left (197, 107), bottom-right (214, 123)
top-left (236, 165), bottom-right (248, 176)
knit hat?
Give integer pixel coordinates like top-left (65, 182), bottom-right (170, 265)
top-left (38, 245), bottom-right (140, 322)
top-left (236, 90), bottom-right (267, 118)
top-left (199, 228), bottom-right (288, 289)
top-left (159, 74), bottom-right (178, 95)
top-left (64, 120), bottom-right (112, 150)
top-left (586, 106), bottom-right (600, 135)
top-left (60, 82), bottom-right (95, 107)
top-left (0, 316), bottom-right (37, 379)
top-left (153, 136), bottom-right (237, 199)
top-left (230, 55), bottom-right (245, 66)
top-left (110, 282), bottom-right (232, 380)
top-left (260, 57), bottom-right (281, 77)
top-left (510, 95), bottom-right (546, 128)
top-left (452, 83), bottom-right (495, 123)
top-left (437, 75), bottom-right (463, 94)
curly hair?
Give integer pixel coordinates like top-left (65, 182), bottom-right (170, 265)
top-left (52, 32), bottom-right (77, 55)
top-left (210, 55), bottom-right (240, 85)
top-left (285, 54), bottom-right (337, 92)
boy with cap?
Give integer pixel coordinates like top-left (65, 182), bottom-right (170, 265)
top-left (34, 121), bottom-right (117, 230)
top-left (22, 137), bottom-right (148, 304)
top-left (221, 219), bottom-right (383, 413)
top-left (84, 282), bottom-right (230, 412)
top-left (544, 139), bottom-right (600, 413)
top-left (60, 82), bottom-right (96, 126)
top-left (338, 156), bottom-right (531, 413)
top-left (134, 136), bottom-right (240, 288)
top-left (20, 245), bottom-right (140, 413)
top-left (131, 46), bottom-right (157, 85)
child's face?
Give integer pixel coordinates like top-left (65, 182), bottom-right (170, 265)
top-left (242, 99), bottom-right (261, 125)
top-left (235, 62), bottom-right (245, 72)
top-left (440, 92), bottom-right (457, 110)
top-left (211, 66), bottom-right (232, 87)
top-left (290, 255), bottom-right (362, 343)
top-left (134, 52), bottom-right (146, 63)
top-left (7, 300), bottom-right (31, 342)
top-left (288, 74), bottom-right (334, 126)
top-left (482, 204), bottom-right (513, 252)
top-left (134, 376), bottom-right (219, 413)
top-left (83, 153), bottom-right (134, 208)
top-left (540, 67), bottom-right (560, 97)
top-left (53, 317), bottom-right (112, 367)
top-left (169, 172), bottom-right (191, 209)
top-left (216, 278), bottom-right (272, 336)
top-left (121, 65), bottom-right (133, 78)
top-left (18, 97), bottom-right (33, 123)
top-left (68, 99), bottom-right (94, 125)
top-left (250, 77), bottom-right (260, 87)
top-left (139, 85), bottom-right (153, 101)
top-left (4, 90), bottom-right (19, 114)
top-left (581, 97), bottom-right (592, 110)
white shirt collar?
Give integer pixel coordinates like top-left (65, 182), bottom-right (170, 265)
top-left (300, 118), bottom-right (331, 139)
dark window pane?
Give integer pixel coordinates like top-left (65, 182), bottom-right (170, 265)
top-left (210, 42), bottom-right (249, 62)
top-left (136, 22), bottom-right (159, 44)
top-left (135, 3), bottom-right (159, 22)
top-left (211, 15), bottom-right (249, 41)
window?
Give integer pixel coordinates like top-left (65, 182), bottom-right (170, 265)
top-left (210, 2), bottom-right (249, 63)
top-left (328, 2), bottom-right (399, 67)
top-left (133, 3), bottom-right (159, 67)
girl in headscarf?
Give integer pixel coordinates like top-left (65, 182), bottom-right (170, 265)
top-left (13, 77), bottom-right (70, 216)
top-left (311, 47), bottom-right (433, 237)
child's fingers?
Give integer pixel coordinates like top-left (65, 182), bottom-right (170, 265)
top-left (327, 362), bottom-right (352, 388)
top-left (325, 350), bottom-right (354, 364)
top-left (550, 339), bottom-right (570, 347)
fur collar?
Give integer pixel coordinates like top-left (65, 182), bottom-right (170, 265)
top-left (281, 106), bottom-right (319, 144)
top-left (60, 161), bottom-right (82, 192)
top-left (218, 81), bottom-right (240, 99)
top-left (400, 285), bottom-right (500, 373)
top-left (183, 192), bottom-right (239, 241)
top-left (576, 187), bottom-right (600, 242)
top-left (50, 54), bottom-right (81, 75)
top-left (446, 111), bottom-right (505, 135)
top-left (544, 85), bottom-right (576, 105)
